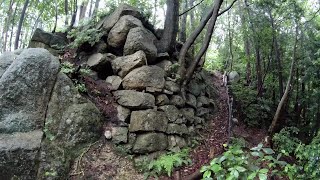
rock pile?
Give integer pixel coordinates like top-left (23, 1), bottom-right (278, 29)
top-left (72, 4), bottom-right (218, 155)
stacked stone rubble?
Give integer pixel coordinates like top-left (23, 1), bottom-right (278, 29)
top-left (82, 4), bottom-right (216, 155)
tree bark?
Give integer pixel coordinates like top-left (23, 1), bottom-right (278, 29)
top-left (179, 0), bottom-right (188, 43)
top-left (65, 0), bottom-right (69, 25)
top-left (178, 0), bottom-right (237, 79)
top-left (153, 0), bottom-right (158, 25)
top-left (158, 0), bottom-right (180, 53)
top-left (52, 0), bottom-right (58, 33)
top-left (69, 0), bottom-right (78, 30)
top-left (79, 0), bottom-right (89, 20)
top-left (2, 0), bottom-right (14, 52)
top-left (92, 0), bottom-right (100, 17)
top-left (14, 0), bottom-right (29, 50)
top-left (88, 0), bottom-right (94, 17)
top-left (182, 0), bottom-right (223, 87)
top-left (269, 25), bottom-right (299, 135)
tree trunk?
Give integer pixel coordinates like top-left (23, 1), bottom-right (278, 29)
top-left (158, 0), bottom-right (180, 53)
top-left (269, 25), bottom-right (299, 135)
top-left (179, 0), bottom-right (188, 43)
top-left (2, 0), bottom-right (14, 52)
top-left (69, 0), bottom-right (78, 30)
top-left (153, 0), bottom-right (158, 25)
top-left (92, 0), bottom-right (100, 17)
top-left (79, 0), bottom-right (89, 20)
top-left (227, 1), bottom-right (233, 71)
top-left (65, 0), bottom-right (69, 25)
top-left (52, 0), bottom-right (58, 33)
top-left (178, 0), bottom-right (237, 79)
top-left (182, 0), bottom-right (223, 87)
top-left (14, 0), bottom-right (29, 50)
top-left (255, 46), bottom-right (263, 96)
top-left (88, 0), bottom-right (94, 17)
top-left (9, 4), bottom-right (19, 51)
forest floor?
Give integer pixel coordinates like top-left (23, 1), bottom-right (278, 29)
top-left (69, 71), bottom-right (267, 180)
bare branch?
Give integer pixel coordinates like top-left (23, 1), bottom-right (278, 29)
top-left (179, 0), bottom-right (204, 16)
top-left (218, 0), bottom-right (238, 16)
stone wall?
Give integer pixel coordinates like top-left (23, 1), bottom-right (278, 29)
top-left (79, 4), bottom-right (217, 155)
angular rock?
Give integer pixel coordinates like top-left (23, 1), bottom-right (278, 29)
top-left (170, 95), bottom-right (185, 107)
top-left (186, 93), bottom-right (197, 108)
top-left (29, 28), bottom-right (67, 55)
top-left (108, 15), bottom-right (143, 48)
top-left (197, 96), bottom-right (210, 107)
top-left (0, 48), bottom-right (60, 133)
top-left (116, 104), bottom-right (131, 122)
top-left (168, 135), bottom-right (187, 151)
top-left (98, 4), bottom-right (143, 33)
top-left (196, 107), bottom-right (211, 117)
top-left (194, 116), bottom-right (205, 125)
top-left (129, 109), bottom-right (168, 132)
top-left (156, 52), bottom-right (170, 61)
top-left (155, 60), bottom-right (172, 75)
top-left (122, 65), bottom-right (165, 90)
top-left (87, 53), bottom-right (116, 71)
top-left (37, 72), bottom-right (103, 178)
top-left (133, 133), bottom-right (168, 154)
top-left (124, 27), bottom-right (157, 63)
top-left (111, 50), bottom-right (146, 77)
top-left (0, 130), bottom-right (43, 179)
top-left (113, 90), bottom-right (155, 109)
top-left (228, 71), bottom-right (240, 83)
top-left (162, 89), bottom-right (174, 95)
top-left (146, 87), bottom-right (163, 93)
top-left (187, 78), bottom-right (205, 97)
top-left (165, 80), bottom-right (180, 93)
top-left (112, 127), bottom-right (128, 144)
top-left (166, 124), bottom-right (189, 135)
top-left (156, 94), bottom-right (170, 106)
top-left (181, 108), bottom-right (195, 124)
top-left (106, 75), bottom-right (123, 90)
top-left (93, 40), bottom-right (108, 53)
top-left (159, 105), bottom-right (181, 123)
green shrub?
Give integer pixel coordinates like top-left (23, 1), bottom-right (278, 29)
top-left (139, 149), bottom-right (191, 179)
top-left (231, 83), bottom-right (272, 127)
top-left (200, 143), bottom-right (287, 180)
top-left (272, 127), bottom-right (301, 154)
top-left (61, 62), bottom-right (75, 74)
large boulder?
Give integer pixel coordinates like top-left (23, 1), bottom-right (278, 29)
top-left (129, 109), bottom-right (168, 132)
top-left (111, 50), bottom-right (146, 78)
top-left (124, 27), bottom-right (157, 63)
top-left (0, 48), bottom-right (60, 133)
top-left (37, 72), bottom-right (103, 178)
top-left (122, 65), bottom-right (165, 90)
top-left (133, 133), bottom-right (168, 154)
top-left (108, 15), bottom-right (143, 48)
top-left (113, 90), bottom-right (155, 109)
top-left (98, 4), bottom-right (143, 33)
top-left (106, 75), bottom-right (123, 91)
top-left (0, 50), bottom-right (21, 77)
top-left (29, 28), bottom-right (67, 55)
top-left (158, 105), bottom-right (182, 123)
top-left (0, 130), bottom-right (43, 180)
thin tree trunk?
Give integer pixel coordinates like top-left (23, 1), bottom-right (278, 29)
top-left (182, 0), bottom-right (223, 87)
top-left (179, 0), bottom-right (188, 43)
top-left (269, 25), bottom-right (299, 135)
top-left (2, 0), bottom-right (14, 52)
top-left (227, 1), bottom-right (233, 71)
top-left (88, 0), bottom-right (93, 17)
top-left (178, 0), bottom-right (237, 79)
top-left (153, 0), bottom-right (157, 25)
top-left (52, 0), bottom-right (58, 33)
top-left (79, 0), bottom-right (89, 20)
top-left (14, 0), bottom-right (30, 50)
top-left (9, 5), bottom-right (19, 51)
top-left (92, 0), bottom-right (100, 17)
top-left (69, 0), bottom-right (78, 30)
top-left (65, 0), bottom-right (69, 25)
top-left (158, 0), bottom-right (180, 53)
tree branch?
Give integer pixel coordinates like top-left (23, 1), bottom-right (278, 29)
top-left (218, 0), bottom-right (238, 16)
top-left (179, 0), bottom-right (205, 16)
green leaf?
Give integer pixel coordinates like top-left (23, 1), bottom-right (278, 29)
top-left (251, 151), bottom-right (261, 157)
top-left (262, 148), bottom-right (275, 154)
top-left (248, 172), bottom-right (257, 180)
top-left (203, 170), bottom-right (212, 178)
top-left (258, 173), bottom-right (268, 180)
top-left (210, 164), bottom-right (222, 173)
top-left (259, 168), bottom-right (269, 173)
top-left (235, 166), bottom-right (246, 172)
